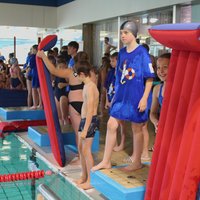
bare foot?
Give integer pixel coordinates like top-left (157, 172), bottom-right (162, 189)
top-left (141, 152), bottom-right (150, 161)
top-left (78, 181), bottom-right (93, 190)
top-left (37, 194), bottom-right (44, 200)
top-left (91, 161), bottom-right (111, 171)
top-left (142, 151), bottom-right (149, 158)
top-left (74, 177), bottom-right (86, 185)
top-left (37, 105), bottom-right (43, 110)
top-left (141, 156), bottom-right (151, 162)
top-left (120, 163), bottom-right (143, 172)
top-left (29, 106), bottom-right (37, 110)
top-left (113, 144), bottom-right (124, 152)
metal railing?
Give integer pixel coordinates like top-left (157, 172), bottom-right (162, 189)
top-left (37, 184), bottom-right (61, 200)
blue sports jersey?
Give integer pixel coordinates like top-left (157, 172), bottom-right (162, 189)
top-left (23, 54), bottom-right (32, 77)
top-left (158, 84), bottom-right (164, 107)
top-left (110, 45), bottom-right (155, 123)
top-left (105, 68), bottom-right (116, 102)
top-left (68, 58), bottom-right (75, 69)
top-left (29, 54), bottom-right (37, 75)
top-left (29, 54), bottom-right (40, 88)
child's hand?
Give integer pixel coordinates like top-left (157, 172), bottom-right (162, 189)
top-left (105, 102), bottom-right (111, 109)
top-left (26, 67), bottom-right (31, 73)
top-left (138, 97), bottom-right (147, 112)
top-left (80, 130), bottom-right (87, 139)
top-left (58, 82), bottom-right (64, 89)
top-left (37, 50), bottom-right (45, 58)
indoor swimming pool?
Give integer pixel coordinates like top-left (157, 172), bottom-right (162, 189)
top-left (0, 134), bottom-right (91, 200)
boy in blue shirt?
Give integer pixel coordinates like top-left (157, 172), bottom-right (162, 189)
top-left (92, 20), bottom-right (155, 172)
top-left (67, 41), bottom-right (79, 69)
top-left (104, 52), bottom-right (126, 152)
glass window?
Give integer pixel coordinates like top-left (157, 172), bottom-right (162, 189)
top-left (180, 5), bottom-right (191, 23)
top-left (0, 26), bottom-right (38, 64)
top-left (93, 19), bottom-right (118, 67)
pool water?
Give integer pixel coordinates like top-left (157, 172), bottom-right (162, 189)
top-left (0, 134), bottom-right (91, 200)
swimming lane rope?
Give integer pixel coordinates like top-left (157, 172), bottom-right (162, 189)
top-left (0, 170), bottom-right (52, 182)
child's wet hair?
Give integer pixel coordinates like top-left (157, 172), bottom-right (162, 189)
top-left (74, 51), bottom-right (89, 63)
top-left (74, 61), bottom-right (92, 77)
top-left (56, 55), bottom-right (67, 65)
top-left (68, 41), bottom-right (79, 51)
top-left (159, 53), bottom-right (171, 59)
top-left (110, 52), bottom-right (118, 59)
top-left (32, 44), bottom-right (38, 51)
top-left (48, 55), bottom-right (56, 65)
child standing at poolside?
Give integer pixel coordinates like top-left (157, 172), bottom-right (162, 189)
top-left (150, 53), bottom-right (171, 133)
top-left (74, 61), bottom-right (99, 190)
top-left (92, 20), bottom-right (155, 172)
top-left (104, 52), bottom-right (126, 152)
top-left (9, 57), bottom-right (25, 90)
top-left (29, 45), bottom-right (43, 110)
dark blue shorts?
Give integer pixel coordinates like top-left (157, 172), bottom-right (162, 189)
top-left (78, 116), bottom-right (99, 138)
top-left (11, 78), bottom-right (21, 88)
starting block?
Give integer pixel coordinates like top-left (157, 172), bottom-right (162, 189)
top-left (91, 164), bottom-right (149, 200)
top-left (28, 126), bottom-right (99, 153)
top-left (0, 107), bottom-right (45, 120)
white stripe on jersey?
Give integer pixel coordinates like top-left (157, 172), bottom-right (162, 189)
top-left (149, 63), bottom-right (154, 73)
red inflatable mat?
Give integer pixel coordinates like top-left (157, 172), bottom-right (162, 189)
top-left (0, 120), bottom-right (46, 137)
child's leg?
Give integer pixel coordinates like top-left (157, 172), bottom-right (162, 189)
top-left (60, 96), bottom-right (69, 125)
top-left (99, 88), bottom-right (106, 116)
top-left (92, 117), bottom-right (119, 171)
top-left (30, 88), bottom-right (39, 109)
top-left (78, 137), bottom-right (94, 190)
top-left (37, 88), bottom-right (43, 109)
top-left (26, 79), bottom-right (32, 107)
top-left (74, 136), bottom-right (87, 184)
top-left (113, 121), bottom-right (126, 152)
top-left (69, 105), bottom-right (81, 164)
top-left (69, 105), bottom-right (81, 146)
top-left (55, 97), bottom-right (62, 125)
top-left (141, 121), bottom-right (150, 159)
top-left (122, 122), bottom-right (144, 171)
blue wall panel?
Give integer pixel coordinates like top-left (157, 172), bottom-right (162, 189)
top-left (57, 0), bottom-right (74, 6)
top-left (0, 0), bottom-right (74, 7)
top-left (0, 89), bottom-right (27, 107)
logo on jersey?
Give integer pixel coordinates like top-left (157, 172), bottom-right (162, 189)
top-left (120, 60), bottom-right (135, 84)
top-left (125, 68), bottom-right (135, 80)
top-left (108, 83), bottom-right (115, 101)
top-left (149, 63), bottom-right (154, 73)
